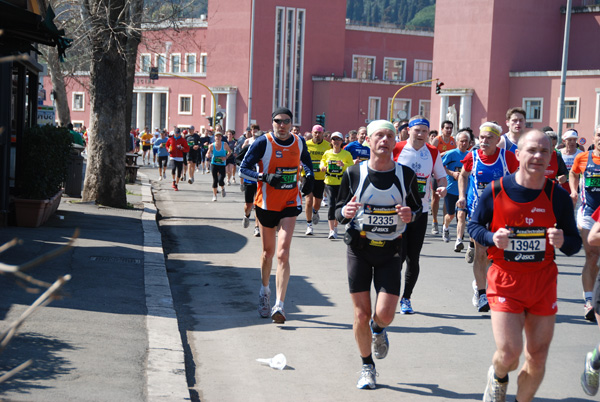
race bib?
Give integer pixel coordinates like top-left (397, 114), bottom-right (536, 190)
top-left (274, 167), bottom-right (298, 190)
top-left (504, 226), bottom-right (547, 262)
top-left (214, 157), bottom-right (223, 164)
top-left (585, 174), bottom-right (600, 188)
top-left (362, 204), bottom-right (398, 234)
top-left (328, 161), bottom-right (343, 174)
top-left (312, 161), bottom-right (320, 172)
top-left (477, 181), bottom-right (489, 196)
top-left (417, 177), bottom-right (427, 197)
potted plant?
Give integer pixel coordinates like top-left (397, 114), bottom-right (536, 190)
top-left (13, 124), bottom-right (72, 227)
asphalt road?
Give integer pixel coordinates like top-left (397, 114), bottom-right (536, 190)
top-left (152, 168), bottom-right (597, 402)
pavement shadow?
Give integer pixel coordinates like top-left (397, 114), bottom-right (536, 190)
top-left (0, 332), bottom-right (76, 394)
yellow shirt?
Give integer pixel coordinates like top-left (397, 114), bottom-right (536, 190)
top-left (141, 132), bottom-right (153, 146)
top-left (304, 139), bottom-right (331, 180)
top-left (320, 149), bottom-right (354, 186)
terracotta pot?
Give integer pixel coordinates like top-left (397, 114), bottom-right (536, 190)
top-left (14, 198), bottom-right (50, 228)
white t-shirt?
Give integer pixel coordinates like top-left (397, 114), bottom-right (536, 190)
top-left (395, 143), bottom-right (445, 213)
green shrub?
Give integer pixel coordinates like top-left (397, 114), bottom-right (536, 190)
top-left (16, 124), bottom-right (72, 199)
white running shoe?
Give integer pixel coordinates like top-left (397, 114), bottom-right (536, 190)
top-left (454, 239), bottom-right (464, 252)
top-left (328, 230), bottom-right (337, 240)
top-left (212, 195), bottom-right (217, 202)
top-left (243, 216), bottom-right (250, 228)
top-left (253, 226), bottom-right (261, 237)
top-left (442, 228), bottom-right (450, 242)
top-left (305, 223), bottom-right (314, 236)
top-left (356, 364), bottom-right (377, 389)
top-left (483, 365), bottom-right (507, 402)
top-left (478, 294), bottom-right (490, 313)
top-left (312, 210), bottom-right (320, 225)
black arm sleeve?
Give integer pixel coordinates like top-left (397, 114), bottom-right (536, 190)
top-left (553, 185), bottom-right (582, 256)
top-left (299, 136), bottom-right (314, 176)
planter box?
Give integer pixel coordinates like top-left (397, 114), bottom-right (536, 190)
top-left (14, 189), bottom-right (63, 228)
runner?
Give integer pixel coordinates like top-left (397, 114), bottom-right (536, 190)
top-left (344, 126), bottom-right (370, 164)
top-left (458, 122), bottom-right (518, 312)
top-left (238, 125), bottom-right (262, 237)
top-left (430, 120), bottom-right (457, 235)
top-left (239, 107), bottom-right (314, 323)
top-left (140, 127), bottom-right (153, 165)
top-left (320, 132), bottom-right (354, 240)
top-left (559, 129), bottom-right (582, 194)
top-left (581, 206), bottom-right (600, 396)
top-left (165, 128), bottom-right (189, 191)
top-left (569, 125), bottom-right (600, 321)
top-left (335, 119), bottom-right (421, 389)
top-left (225, 130), bottom-right (237, 185)
top-left (304, 124), bottom-right (331, 235)
top-left (206, 131), bottom-right (232, 201)
top-left (498, 107), bottom-right (526, 153)
top-left (441, 129), bottom-right (470, 247)
top-left (393, 115), bottom-right (447, 314)
top-left (185, 127), bottom-right (202, 184)
top-left (468, 129), bottom-right (580, 402)
top-left (152, 130), bottom-right (169, 180)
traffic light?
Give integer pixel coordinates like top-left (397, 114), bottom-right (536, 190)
top-left (435, 81), bottom-right (444, 94)
top-left (149, 67), bottom-right (159, 80)
top-left (315, 113), bottom-right (326, 128)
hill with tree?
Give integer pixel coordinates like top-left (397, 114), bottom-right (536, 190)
top-left (346, 0), bottom-right (435, 30)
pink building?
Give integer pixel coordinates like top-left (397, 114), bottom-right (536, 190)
top-left (43, 0), bottom-right (434, 136)
top-left (431, 0), bottom-right (600, 145)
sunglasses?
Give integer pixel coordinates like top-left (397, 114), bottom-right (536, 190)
top-left (273, 118), bottom-right (291, 125)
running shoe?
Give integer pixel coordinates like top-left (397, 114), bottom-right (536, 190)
top-left (442, 228), bottom-right (450, 242)
top-left (371, 320), bottom-right (389, 359)
top-left (212, 195), bottom-right (217, 202)
top-left (305, 223), bottom-right (314, 236)
top-left (400, 297), bottom-right (414, 314)
top-left (478, 294), bottom-right (490, 313)
top-left (163, 172), bottom-right (166, 179)
top-left (454, 238), bottom-right (464, 252)
top-left (172, 181), bottom-right (176, 189)
top-left (312, 209), bottom-right (320, 225)
top-left (356, 364), bottom-right (377, 389)
top-left (243, 216), bottom-right (250, 228)
top-left (483, 365), bottom-right (508, 402)
top-left (431, 221), bottom-right (439, 235)
top-left (258, 292), bottom-right (270, 318)
top-left (466, 245), bottom-right (475, 263)
top-left (328, 230), bottom-right (338, 240)
top-left (227, 180), bottom-right (231, 186)
top-left (271, 306), bottom-right (286, 323)
top-left (253, 226), bottom-right (261, 237)
top-left (222, 188), bottom-right (226, 197)
top-left (472, 280), bottom-right (479, 307)
top-left (582, 351), bottom-right (600, 396)
top-left (188, 178), bottom-right (193, 184)
top-left (159, 175), bottom-right (163, 181)
top-left (585, 301), bottom-right (597, 322)
top-left (174, 185), bottom-right (178, 191)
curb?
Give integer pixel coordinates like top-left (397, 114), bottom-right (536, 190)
top-left (139, 172), bottom-right (190, 400)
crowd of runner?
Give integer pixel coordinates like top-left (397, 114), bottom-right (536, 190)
top-left (135, 106), bottom-right (600, 401)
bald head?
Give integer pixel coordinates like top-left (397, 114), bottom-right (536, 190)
top-left (518, 129), bottom-right (551, 152)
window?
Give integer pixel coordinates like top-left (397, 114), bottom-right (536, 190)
top-left (383, 58), bottom-right (406, 82)
top-left (419, 100), bottom-right (431, 120)
top-left (559, 97), bottom-right (580, 123)
top-left (140, 54), bottom-right (151, 73)
top-left (353, 56), bottom-right (375, 80)
top-left (201, 95), bottom-right (206, 115)
top-left (368, 97), bottom-right (381, 121)
top-left (389, 98), bottom-right (411, 121)
top-left (414, 60), bottom-right (433, 82)
top-left (186, 53), bottom-right (196, 73)
top-left (171, 53), bottom-right (181, 73)
top-left (200, 53), bottom-right (207, 74)
top-left (156, 54), bottom-right (166, 73)
top-left (523, 98), bottom-right (543, 122)
top-left (73, 92), bottom-right (85, 111)
top-left (179, 95), bottom-right (192, 115)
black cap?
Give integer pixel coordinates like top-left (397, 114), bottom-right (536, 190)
top-left (272, 107), bottom-right (293, 120)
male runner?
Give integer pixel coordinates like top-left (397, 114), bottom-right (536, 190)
top-left (458, 122), bottom-right (518, 312)
top-left (441, 129), bottom-right (470, 247)
top-left (581, 206), bottom-right (600, 396)
top-left (344, 126), bottom-right (370, 164)
top-left (393, 115), bottom-right (447, 314)
top-left (185, 128), bottom-right (202, 184)
top-left (498, 107), bottom-right (526, 153)
top-left (336, 119), bottom-right (421, 389)
top-left (239, 107), bottom-right (314, 323)
top-left (304, 124), bottom-right (331, 235)
top-left (569, 125), bottom-right (600, 321)
top-left (468, 129), bottom-right (580, 402)
top-left (430, 120), bottom-right (457, 234)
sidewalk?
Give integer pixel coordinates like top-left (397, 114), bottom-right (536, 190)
top-left (0, 171), bottom-right (188, 401)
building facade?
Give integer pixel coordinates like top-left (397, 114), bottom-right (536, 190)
top-left (43, 0), bottom-right (434, 136)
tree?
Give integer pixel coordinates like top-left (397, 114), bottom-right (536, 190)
top-left (45, 47), bottom-right (71, 126)
top-left (80, 0), bottom-right (142, 208)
